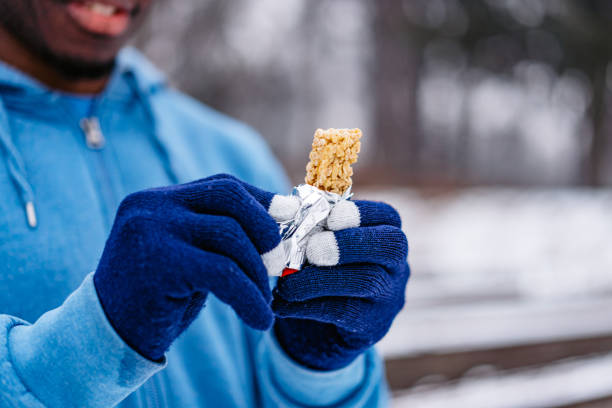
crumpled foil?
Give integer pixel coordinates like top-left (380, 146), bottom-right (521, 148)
top-left (278, 184), bottom-right (352, 271)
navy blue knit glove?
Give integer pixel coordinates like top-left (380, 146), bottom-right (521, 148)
top-left (94, 174), bottom-right (288, 361)
top-left (272, 199), bottom-right (410, 371)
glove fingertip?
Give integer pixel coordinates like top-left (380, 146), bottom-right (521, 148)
top-left (327, 200), bottom-right (361, 231)
top-left (306, 231), bottom-right (340, 267)
top-left (268, 195), bottom-right (300, 222)
top-left (262, 243), bottom-right (286, 277)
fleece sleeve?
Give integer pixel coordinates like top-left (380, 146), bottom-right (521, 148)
top-left (0, 273), bottom-right (164, 408)
top-left (253, 330), bottom-right (389, 407)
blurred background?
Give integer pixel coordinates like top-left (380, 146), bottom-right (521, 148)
top-left (135, 1), bottom-right (612, 406)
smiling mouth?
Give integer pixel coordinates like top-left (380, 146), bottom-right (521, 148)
top-left (66, 1), bottom-right (135, 37)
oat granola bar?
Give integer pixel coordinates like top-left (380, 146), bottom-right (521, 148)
top-left (305, 128), bottom-right (361, 195)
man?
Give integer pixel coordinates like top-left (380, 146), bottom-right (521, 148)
top-left (0, 1), bottom-right (410, 407)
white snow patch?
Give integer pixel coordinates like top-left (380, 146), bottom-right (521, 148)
top-left (393, 353), bottom-right (612, 408)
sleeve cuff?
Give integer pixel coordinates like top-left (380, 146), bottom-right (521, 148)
top-left (7, 273), bottom-right (165, 408)
top-left (257, 330), bottom-right (384, 406)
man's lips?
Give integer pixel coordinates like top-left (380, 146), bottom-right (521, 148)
top-left (67, 1), bottom-right (132, 37)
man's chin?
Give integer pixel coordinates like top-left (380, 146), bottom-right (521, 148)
top-left (0, 17), bottom-right (118, 82)
top-left (42, 51), bottom-right (117, 81)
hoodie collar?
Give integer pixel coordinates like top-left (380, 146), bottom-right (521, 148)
top-left (115, 47), bottom-right (167, 95)
top-left (0, 47), bottom-right (174, 229)
top-left (0, 47), bottom-right (167, 98)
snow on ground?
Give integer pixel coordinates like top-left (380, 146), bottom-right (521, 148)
top-left (364, 188), bottom-right (612, 352)
top-left (358, 188), bottom-right (612, 304)
top-left (392, 352), bottom-right (612, 408)
top-left (357, 188), bottom-right (612, 403)
top-left (378, 296), bottom-right (612, 358)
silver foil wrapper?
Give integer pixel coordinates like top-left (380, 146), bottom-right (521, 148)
top-left (278, 184), bottom-right (352, 271)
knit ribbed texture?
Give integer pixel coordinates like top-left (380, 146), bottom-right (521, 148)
top-left (94, 174), bottom-right (283, 361)
top-left (273, 200), bottom-right (410, 371)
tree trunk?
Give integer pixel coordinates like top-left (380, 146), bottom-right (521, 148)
top-left (585, 65), bottom-right (609, 186)
top-left (373, 0), bottom-right (423, 182)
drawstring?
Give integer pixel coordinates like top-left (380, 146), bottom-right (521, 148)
top-left (0, 96), bottom-right (37, 228)
top-left (0, 63), bottom-right (178, 230)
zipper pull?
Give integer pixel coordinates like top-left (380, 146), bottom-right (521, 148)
top-left (80, 117), bottom-right (106, 150)
top-left (25, 201), bottom-right (37, 228)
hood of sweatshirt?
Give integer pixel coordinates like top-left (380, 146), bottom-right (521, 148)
top-left (0, 47), bottom-right (177, 229)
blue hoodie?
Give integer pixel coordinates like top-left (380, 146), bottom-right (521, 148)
top-left (0, 48), bottom-right (387, 407)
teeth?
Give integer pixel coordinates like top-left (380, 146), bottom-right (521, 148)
top-left (87, 2), bottom-right (117, 16)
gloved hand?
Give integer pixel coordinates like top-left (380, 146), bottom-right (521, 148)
top-left (272, 199), bottom-right (410, 371)
top-left (93, 174), bottom-right (289, 361)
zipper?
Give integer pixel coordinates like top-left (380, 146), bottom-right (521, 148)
top-left (79, 115), bottom-right (117, 228)
top-left (54, 95), bottom-right (117, 228)
top-left (82, 109), bottom-right (164, 408)
top-left (53, 92), bottom-right (164, 408)
top-left (80, 117), bottom-right (106, 149)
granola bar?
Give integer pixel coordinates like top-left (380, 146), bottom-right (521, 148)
top-left (305, 128), bottom-right (361, 195)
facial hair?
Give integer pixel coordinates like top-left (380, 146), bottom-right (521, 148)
top-left (0, 2), bottom-right (117, 80)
